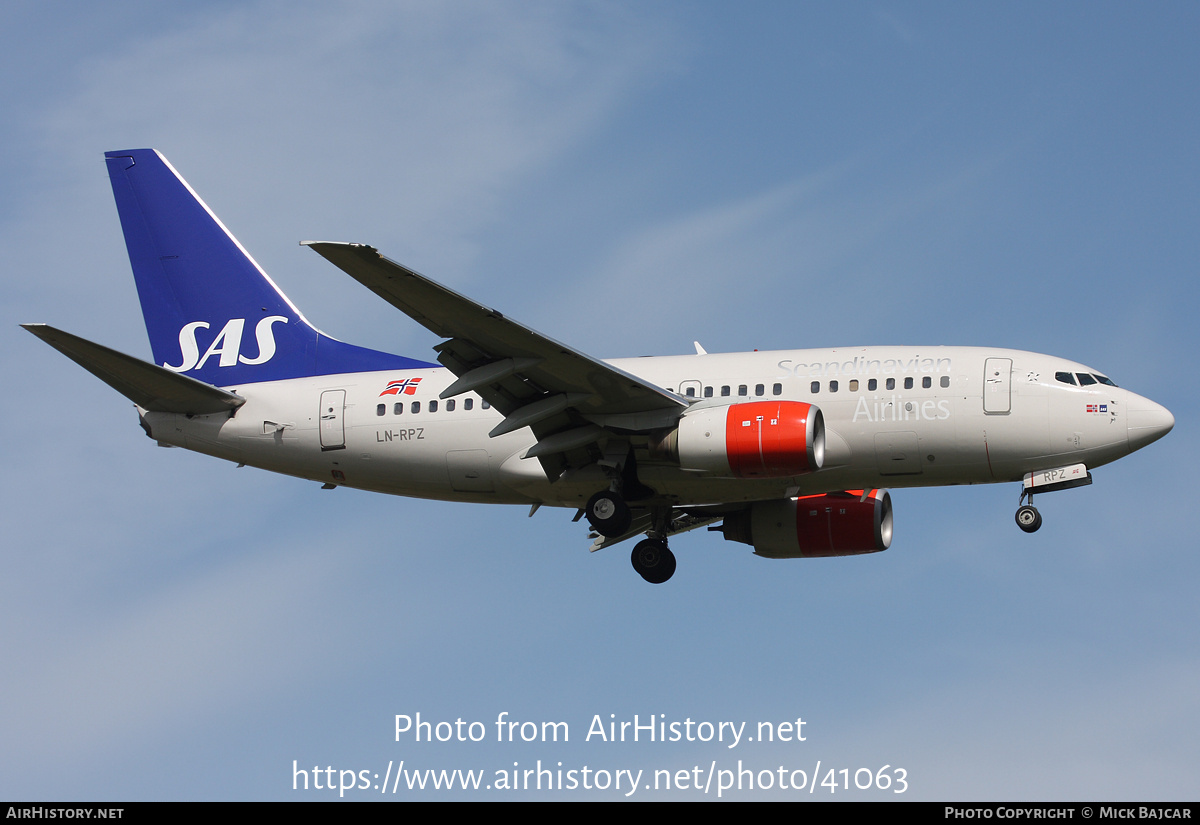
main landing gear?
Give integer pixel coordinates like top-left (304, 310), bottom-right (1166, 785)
top-left (585, 490), bottom-right (632, 538)
top-left (585, 490), bottom-right (678, 584)
top-left (631, 539), bottom-right (676, 585)
top-left (631, 507), bottom-right (678, 584)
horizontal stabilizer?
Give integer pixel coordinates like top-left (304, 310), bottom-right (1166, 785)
top-left (22, 324), bottom-right (245, 415)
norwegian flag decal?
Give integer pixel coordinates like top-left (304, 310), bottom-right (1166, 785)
top-left (380, 377), bottom-right (423, 397)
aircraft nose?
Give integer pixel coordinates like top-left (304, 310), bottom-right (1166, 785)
top-left (1126, 395), bottom-right (1174, 452)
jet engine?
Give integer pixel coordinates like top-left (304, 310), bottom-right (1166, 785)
top-left (652, 401), bottom-right (824, 478)
top-left (716, 489), bottom-right (892, 558)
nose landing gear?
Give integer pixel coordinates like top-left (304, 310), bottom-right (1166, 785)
top-left (1015, 503), bottom-right (1042, 533)
top-left (1015, 488), bottom-right (1043, 533)
top-left (1014, 464), bottom-right (1092, 534)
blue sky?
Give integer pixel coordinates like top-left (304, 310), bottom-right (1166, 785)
top-left (2, 1), bottom-right (1196, 800)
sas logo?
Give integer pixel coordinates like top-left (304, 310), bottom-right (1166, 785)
top-left (1086, 404), bottom-right (1108, 414)
top-left (164, 316), bottom-right (289, 372)
top-left (380, 377), bottom-right (423, 397)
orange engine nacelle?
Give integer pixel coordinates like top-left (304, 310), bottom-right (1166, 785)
top-left (717, 489), bottom-right (893, 558)
top-left (666, 401), bottom-right (825, 478)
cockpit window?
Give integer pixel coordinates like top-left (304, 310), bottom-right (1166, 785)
top-left (1076, 373), bottom-right (1097, 386)
top-left (1055, 371), bottom-right (1076, 385)
top-left (1093, 374), bottom-right (1118, 387)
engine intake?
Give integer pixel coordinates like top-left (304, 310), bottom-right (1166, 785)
top-left (654, 401), bottom-right (824, 478)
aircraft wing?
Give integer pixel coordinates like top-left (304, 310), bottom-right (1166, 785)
top-left (22, 324), bottom-right (245, 415)
top-left (304, 242), bottom-right (688, 466)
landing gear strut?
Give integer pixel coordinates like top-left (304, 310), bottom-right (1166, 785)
top-left (1013, 464), bottom-right (1093, 534)
top-left (631, 538), bottom-right (676, 584)
top-left (1015, 489), bottom-right (1042, 533)
top-left (585, 490), bottom-right (632, 538)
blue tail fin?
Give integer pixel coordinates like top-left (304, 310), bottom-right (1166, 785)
top-left (105, 149), bottom-right (433, 385)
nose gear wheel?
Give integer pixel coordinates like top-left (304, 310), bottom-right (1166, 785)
top-left (1016, 505), bottom-right (1042, 533)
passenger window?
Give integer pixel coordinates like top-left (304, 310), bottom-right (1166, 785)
top-left (446, 399), bottom-right (455, 411)
top-left (394, 403), bottom-right (403, 415)
top-left (755, 384), bottom-right (764, 396)
top-left (685, 386), bottom-right (696, 397)
top-left (810, 381), bottom-right (820, 394)
top-left (704, 386), bottom-right (713, 398)
top-left (904, 377), bottom-right (914, 390)
top-left (376, 404), bottom-right (385, 416)
top-left (411, 401), bottom-right (421, 413)
top-left (922, 376), bottom-right (931, 389)
top-left (849, 379), bottom-right (859, 391)
top-left (1076, 373), bottom-right (1097, 386)
top-left (721, 386), bottom-right (730, 397)
top-left (481, 400), bottom-right (490, 409)
top-left (868, 378), bottom-right (878, 391)
top-left (940, 376), bottom-right (950, 388)
top-left (773, 383), bottom-right (782, 396)
top-left (736, 385), bottom-right (747, 396)
top-left (464, 398), bottom-right (474, 410)
top-left (429, 400), bottom-right (438, 413)
top-left (886, 378), bottom-right (895, 390)
top-left (829, 380), bottom-right (838, 393)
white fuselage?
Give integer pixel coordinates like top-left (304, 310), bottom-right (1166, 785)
top-left (140, 345), bottom-right (1166, 510)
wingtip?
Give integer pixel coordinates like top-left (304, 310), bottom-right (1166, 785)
top-left (301, 240), bottom-right (375, 251)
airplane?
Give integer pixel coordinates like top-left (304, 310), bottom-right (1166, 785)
top-left (23, 149), bottom-right (1175, 584)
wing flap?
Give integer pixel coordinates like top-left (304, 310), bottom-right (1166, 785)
top-left (22, 324), bottom-right (245, 415)
top-left (587, 510), bottom-right (722, 552)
